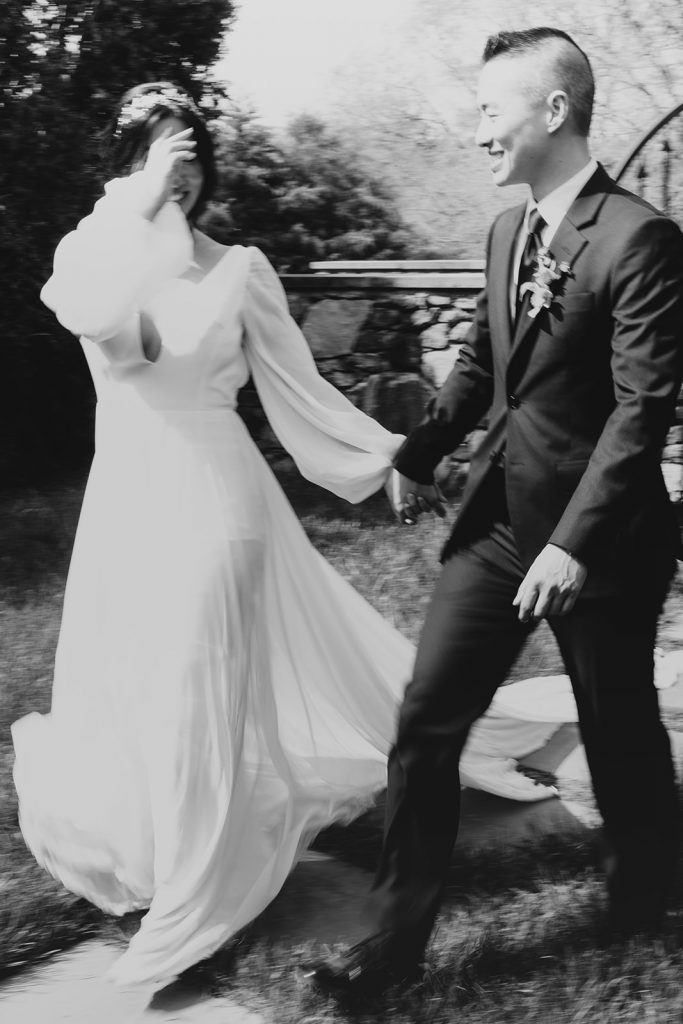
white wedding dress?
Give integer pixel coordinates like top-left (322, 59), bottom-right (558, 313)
top-left (11, 176), bottom-right (579, 990)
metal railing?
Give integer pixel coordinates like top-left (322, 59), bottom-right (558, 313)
top-left (283, 259), bottom-right (486, 291)
top-left (308, 260), bottom-right (485, 273)
top-left (614, 102), bottom-right (683, 221)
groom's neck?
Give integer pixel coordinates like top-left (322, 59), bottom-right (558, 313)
top-left (529, 138), bottom-right (592, 202)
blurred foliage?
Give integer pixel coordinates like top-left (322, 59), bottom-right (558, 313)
top-left (201, 109), bottom-right (415, 271)
top-left (2, 3), bottom-right (415, 484)
top-left (1, 0), bottom-right (234, 485)
top-left (327, 0), bottom-right (683, 256)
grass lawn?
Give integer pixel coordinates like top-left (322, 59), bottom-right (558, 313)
top-left (0, 480), bottom-right (102, 976)
top-left (1, 459), bottom-right (683, 1022)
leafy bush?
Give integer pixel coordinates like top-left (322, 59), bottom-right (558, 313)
top-left (1, 0), bottom-right (234, 484)
top-left (1, 4), bottom-right (415, 483)
top-left (201, 109), bottom-right (416, 270)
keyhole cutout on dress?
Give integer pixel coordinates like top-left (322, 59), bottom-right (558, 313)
top-left (140, 310), bottom-right (162, 363)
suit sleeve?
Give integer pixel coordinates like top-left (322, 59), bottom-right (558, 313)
top-left (394, 226), bottom-right (496, 484)
top-left (549, 215), bottom-right (683, 560)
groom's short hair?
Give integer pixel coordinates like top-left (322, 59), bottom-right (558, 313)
top-left (483, 27), bottom-right (595, 138)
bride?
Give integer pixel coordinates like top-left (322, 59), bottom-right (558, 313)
top-left (13, 82), bottom-right (570, 992)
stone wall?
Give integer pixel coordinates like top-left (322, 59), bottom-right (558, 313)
top-left (238, 262), bottom-right (483, 495)
top-left (238, 260), bottom-right (683, 506)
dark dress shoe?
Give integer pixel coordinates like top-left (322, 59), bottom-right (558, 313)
top-left (303, 933), bottom-right (423, 996)
top-left (606, 883), bottom-right (670, 938)
top-left (606, 905), bottom-right (666, 938)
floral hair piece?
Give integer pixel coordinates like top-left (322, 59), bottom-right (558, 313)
top-left (115, 86), bottom-right (200, 137)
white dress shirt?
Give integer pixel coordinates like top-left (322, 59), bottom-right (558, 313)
top-left (509, 158), bottom-right (599, 318)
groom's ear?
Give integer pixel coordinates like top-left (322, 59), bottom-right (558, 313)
top-left (546, 90), bottom-right (570, 134)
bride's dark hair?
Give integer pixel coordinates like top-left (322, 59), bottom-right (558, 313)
top-left (101, 81), bottom-right (217, 218)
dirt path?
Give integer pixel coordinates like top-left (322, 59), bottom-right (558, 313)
top-left (0, 936), bottom-right (264, 1024)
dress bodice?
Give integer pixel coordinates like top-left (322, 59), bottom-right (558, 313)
top-left (82, 247), bottom-right (251, 412)
top-left (40, 173), bottom-right (405, 504)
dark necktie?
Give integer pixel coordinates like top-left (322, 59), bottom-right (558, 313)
top-left (515, 208), bottom-right (546, 321)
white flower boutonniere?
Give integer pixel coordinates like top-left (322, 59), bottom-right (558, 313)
top-left (519, 249), bottom-right (572, 319)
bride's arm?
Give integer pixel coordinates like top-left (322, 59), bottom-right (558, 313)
top-left (41, 173), bottom-right (193, 346)
top-left (242, 247), bottom-right (405, 504)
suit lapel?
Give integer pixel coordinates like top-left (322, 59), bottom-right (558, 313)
top-left (490, 205), bottom-right (524, 351)
top-left (507, 165), bottom-right (613, 376)
top-left (508, 218), bottom-right (587, 357)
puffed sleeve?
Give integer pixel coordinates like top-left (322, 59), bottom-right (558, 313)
top-left (242, 247), bottom-right (405, 503)
top-left (40, 172), bottom-right (194, 345)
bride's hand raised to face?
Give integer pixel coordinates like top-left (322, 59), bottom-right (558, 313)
top-left (139, 128), bottom-right (197, 220)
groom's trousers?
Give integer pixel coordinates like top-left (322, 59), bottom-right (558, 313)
top-left (367, 503), bottom-right (679, 952)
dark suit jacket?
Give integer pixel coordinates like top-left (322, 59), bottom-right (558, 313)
top-left (395, 165), bottom-right (683, 570)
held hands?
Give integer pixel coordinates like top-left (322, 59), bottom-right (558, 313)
top-left (513, 543), bottom-right (587, 622)
top-left (140, 128), bottom-right (197, 220)
top-left (384, 470), bottom-right (446, 526)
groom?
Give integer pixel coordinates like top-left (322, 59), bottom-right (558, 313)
top-left (311, 27), bottom-right (683, 994)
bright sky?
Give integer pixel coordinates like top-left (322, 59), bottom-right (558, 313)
top-left (216, 0), bottom-right (416, 126)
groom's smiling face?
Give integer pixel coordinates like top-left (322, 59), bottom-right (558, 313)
top-left (475, 55), bottom-right (551, 190)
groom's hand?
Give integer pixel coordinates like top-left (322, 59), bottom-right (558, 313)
top-left (385, 470), bottom-right (446, 525)
top-left (513, 543), bottom-right (587, 621)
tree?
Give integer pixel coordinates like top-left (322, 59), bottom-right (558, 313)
top-left (202, 107), bottom-right (417, 270)
top-left (410, 0), bottom-right (683, 150)
top-left (322, 0), bottom-right (683, 256)
top-left (0, 0), bottom-right (235, 482)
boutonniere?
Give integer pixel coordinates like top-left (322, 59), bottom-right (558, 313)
top-left (520, 249), bottom-right (572, 319)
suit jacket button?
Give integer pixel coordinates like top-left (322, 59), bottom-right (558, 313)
top-left (508, 394), bottom-right (520, 409)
